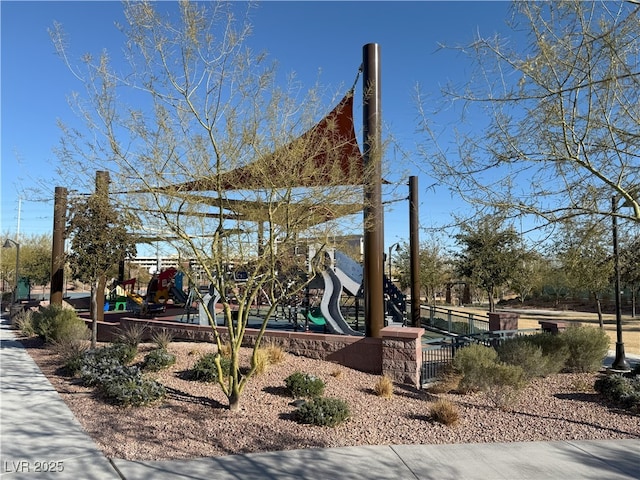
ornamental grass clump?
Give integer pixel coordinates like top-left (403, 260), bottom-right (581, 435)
top-left (429, 399), bottom-right (459, 426)
top-left (373, 375), bottom-right (394, 398)
top-left (151, 328), bottom-right (173, 350)
top-left (284, 372), bottom-right (326, 399)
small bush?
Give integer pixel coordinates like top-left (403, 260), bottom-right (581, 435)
top-left (75, 343), bottom-right (138, 382)
top-left (496, 337), bottom-right (548, 379)
top-left (425, 365), bottom-right (462, 394)
top-left (151, 328), bottom-right (173, 350)
top-left (452, 344), bottom-right (498, 393)
top-left (142, 348), bottom-right (176, 372)
top-left (79, 351), bottom-right (138, 387)
top-left (429, 399), bottom-right (459, 426)
top-left (595, 373), bottom-right (640, 412)
top-left (373, 375), bottom-right (394, 398)
top-left (69, 343), bottom-right (164, 406)
top-left (189, 353), bottom-right (230, 382)
top-left (295, 397), bottom-right (350, 427)
top-left (53, 325), bottom-right (91, 375)
top-left (521, 333), bottom-right (570, 376)
top-left (32, 306), bottom-right (88, 344)
top-left (284, 372), bottom-right (326, 399)
top-left (100, 375), bottom-right (166, 407)
top-left (329, 369), bottom-right (343, 378)
top-left (560, 326), bottom-right (609, 373)
top-left (13, 309), bottom-right (35, 336)
top-left (115, 322), bottom-right (147, 347)
top-left (482, 363), bottom-right (526, 409)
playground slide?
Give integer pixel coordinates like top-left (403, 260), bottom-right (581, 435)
top-left (170, 286), bottom-right (188, 305)
top-left (198, 292), bottom-right (221, 326)
top-left (320, 268), bottom-right (363, 336)
top-left (334, 250), bottom-right (363, 296)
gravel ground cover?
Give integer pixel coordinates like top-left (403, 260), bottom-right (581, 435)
top-left (21, 338), bottom-right (640, 462)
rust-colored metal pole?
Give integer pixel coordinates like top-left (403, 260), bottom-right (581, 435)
top-left (50, 187), bottom-right (67, 307)
top-left (95, 171), bottom-right (110, 322)
top-left (363, 43), bottom-right (384, 338)
top-left (409, 176), bottom-right (421, 327)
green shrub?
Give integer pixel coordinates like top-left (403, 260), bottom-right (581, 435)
top-left (101, 375), bottom-right (166, 407)
top-left (284, 372), bottom-right (326, 399)
top-left (559, 326), bottom-right (609, 373)
top-left (452, 344), bottom-right (498, 392)
top-left (71, 343), bottom-right (164, 406)
top-left (520, 333), bottom-right (570, 375)
top-left (594, 374), bottom-right (640, 412)
top-left (76, 343), bottom-right (137, 384)
top-left (496, 336), bottom-right (548, 379)
top-left (142, 348), bottom-right (176, 372)
top-left (295, 397), bottom-right (350, 427)
top-left (32, 306), bottom-right (88, 344)
top-left (189, 352), bottom-right (230, 382)
top-left (482, 362), bottom-right (526, 409)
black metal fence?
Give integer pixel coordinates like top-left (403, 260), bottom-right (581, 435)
top-left (420, 329), bottom-right (539, 385)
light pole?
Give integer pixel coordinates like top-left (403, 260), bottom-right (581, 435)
top-left (611, 196), bottom-right (629, 371)
top-left (3, 239), bottom-right (20, 303)
top-left (388, 242), bottom-right (400, 281)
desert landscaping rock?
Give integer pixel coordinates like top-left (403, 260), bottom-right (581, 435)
top-left (22, 340), bottom-right (640, 462)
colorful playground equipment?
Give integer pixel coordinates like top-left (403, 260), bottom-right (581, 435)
top-left (309, 248), bottom-right (406, 335)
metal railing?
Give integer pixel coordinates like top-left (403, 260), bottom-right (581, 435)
top-left (420, 305), bottom-right (490, 336)
top-left (419, 328), bottom-right (540, 385)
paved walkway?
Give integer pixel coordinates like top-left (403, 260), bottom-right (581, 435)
top-left (1, 316), bottom-right (639, 479)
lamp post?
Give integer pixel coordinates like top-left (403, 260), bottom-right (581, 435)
top-left (388, 242), bottom-right (400, 281)
top-left (3, 238), bottom-right (20, 303)
top-left (611, 196), bottom-right (630, 371)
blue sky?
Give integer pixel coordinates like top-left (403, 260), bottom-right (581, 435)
top-left (1, 0), bottom-right (516, 253)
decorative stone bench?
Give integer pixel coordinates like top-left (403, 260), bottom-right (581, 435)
top-left (538, 320), bottom-right (567, 334)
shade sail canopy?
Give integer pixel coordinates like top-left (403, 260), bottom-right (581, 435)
top-left (122, 92), bottom-right (369, 227)
top-left (153, 92), bottom-right (365, 193)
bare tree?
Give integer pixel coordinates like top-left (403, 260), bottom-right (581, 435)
top-left (51, 1), bottom-right (369, 410)
top-left (552, 218), bottom-right (613, 328)
top-left (417, 0), bottom-right (640, 230)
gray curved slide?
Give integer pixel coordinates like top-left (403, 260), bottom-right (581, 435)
top-left (320, 268), bottom-right (363, 336)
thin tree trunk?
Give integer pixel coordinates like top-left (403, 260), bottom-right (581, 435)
top-left (594, 292), bottom-right (604, 329)
top-left (91, 282), bottom-right (98, 348)
top-left (488, 289), bottom-right (495, 313)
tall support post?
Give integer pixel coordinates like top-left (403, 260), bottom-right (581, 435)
top-left (95, 171), bottom-right (110, 323)
top-left (611, 196), bottom-right (629, 371)
top-left (50, 187), bottom-right (68, 307)
top-left (409, 176), bottom-right (421, 327)
top-left (362, 43), bottom-right (384, 338)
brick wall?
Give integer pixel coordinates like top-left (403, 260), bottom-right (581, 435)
top-left (112, 318), bottom-right (424, 387)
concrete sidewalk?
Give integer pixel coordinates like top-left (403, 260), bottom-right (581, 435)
top-left (1, 316), bottom-right (639, 479)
